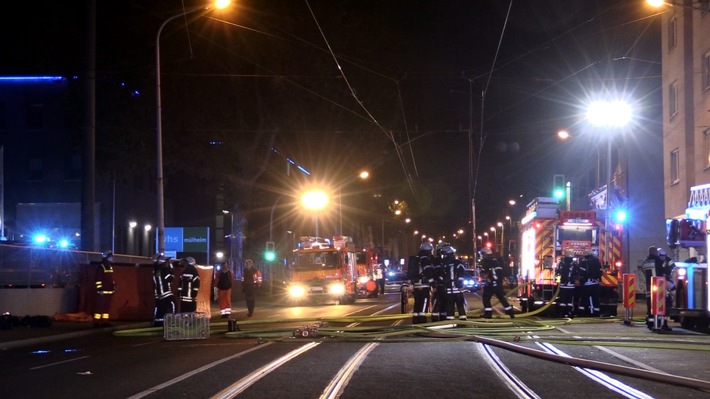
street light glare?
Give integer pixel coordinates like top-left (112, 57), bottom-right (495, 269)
top-left (646, 0), bottom-right (666, 7)
top-left (301, 191), bottom-right (329, 210)
top-left (586, 101), bottom-right (632, 127)
top-left (215, 0), bottom-right (231, 9)
top-left (359, 171), bottom-right (369, 179)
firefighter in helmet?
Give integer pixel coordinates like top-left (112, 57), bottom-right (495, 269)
top-left (441, 244), bottom-right (467, 320)
top-left (410, 242), bottom-right (435, 323)
top-left (480, 247), bottom-right (515, 318)
top-left (641, 246), bottom-right (672, 331)
top-left (430, 242), bottom-right (447, 321)
top-left (556, 250), bottom-right (576, 318)
top-left (577, 251), bottom-right (602, 317)
top-left (93, 251), bottom-right (116, 327)
top-left (152, 254), bottom-right (176, 327)
top-left (178, 257), bottom-right (201, 313)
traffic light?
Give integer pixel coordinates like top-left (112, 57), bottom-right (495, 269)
top-left (552, 174), bottom-right (565, 200)
top-left (264, 241), bottom-right (276, 262)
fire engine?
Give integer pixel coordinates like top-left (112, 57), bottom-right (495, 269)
top-left (355, 247), bottom-right (378, 297)
top-left (518, 197), bottom-right (622, 315)
top-left (664, 184), bottom-right (710, 330)
top-left (287, 236), bottom-right (359, 304)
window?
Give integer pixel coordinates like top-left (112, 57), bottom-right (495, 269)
top-left (668, 16), bottom-right (677, 51)
top-left (26, 103), bottom-right (43, 130)
top-left (669, 81), bottom-right (678, 119)
top-left (670, 148), bottom-right (680, 185)
top-left (703, 51), bottom-right (710, 92)
top-left (706, 128), bottom-right (710, 169)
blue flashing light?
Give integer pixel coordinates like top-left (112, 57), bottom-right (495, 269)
top-left (297, 165), bottom-right (311, 175)
top-left (58, 239), bottom-right (70, 248)
top-left (33, 234), bottom-right (48, 244)
top-left (0, 76), bottom-right (65, 82)
top-left (614, 210), bottom-right (627, 223)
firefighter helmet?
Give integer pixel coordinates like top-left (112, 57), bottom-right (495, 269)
top-left (480, 247), bottom-right (492, 255)
top-left (441, 245), bottom-right (456, 256)
top-left (419, 242), bottom-right (433, 252)
top-left (154, 254), bottom-right (167, 265)
top-left (185, 257), bottom-right (196, 266)
top-left (102, 250), bottom-right (113, 260)
top-left (657, 248), bottom-right (667, 258)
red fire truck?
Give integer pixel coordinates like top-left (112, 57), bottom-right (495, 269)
top-left (518, 197), bottom-right (622, 315)
top-left (287, 236), bottom-right (359, 304)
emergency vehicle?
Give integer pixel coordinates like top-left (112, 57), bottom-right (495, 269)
top-left (355, 247), bottom-right (378, 296)
top-left (287, 236), bottom-right (359, 304)
top-left (664, 184), bottom-right (710, 330)
top-left (518, 197), bottom-right (622, 315)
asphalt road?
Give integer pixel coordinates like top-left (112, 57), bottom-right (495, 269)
top-left (2, 287), bottom-right (710, 399)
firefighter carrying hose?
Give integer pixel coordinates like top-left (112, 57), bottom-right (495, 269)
top-left (480, 247), bottom-right (515, 318)
top-left (410, 242), bottom-right (434, 324)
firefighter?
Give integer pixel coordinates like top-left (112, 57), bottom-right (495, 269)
top-left (430, 243), bottom-right (447, 321)
top-left (555, 251), bottom-right (576, 318)
top-left (641, 246), bottom-right (672, 331)
top-left (373, 264), bottom-right (385, 297)
top-left (242, 258), bottom-right (262, 317)
top-left (480, 247), bottom-right (515, 318)
top-left (93, 251), bottom-right (116, 328)
top-left (152, 255), bottom-right (176, 327)
top-left (410, 242), bottom-right (434, 323)
top-left (441, 244), bottom-right (467, 320)
top-left (577, 251), bottom-right (601, 317)
top-left (178, 257), bottom-right (200, 313)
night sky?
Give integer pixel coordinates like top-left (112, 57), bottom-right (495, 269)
top-left (1, 1), bottom-right (663, 251)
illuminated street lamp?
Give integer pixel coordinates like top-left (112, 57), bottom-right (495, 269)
top-left (301, 190), bottom-right (328, 236)
top-left (587, 100), bottom-right (632, 267)
top-left (497, 222), bottom-right (505, 257)
top-left (155, 0), bottom-right (231, 254)
top-left (338, 170), bottom-right (369, 236)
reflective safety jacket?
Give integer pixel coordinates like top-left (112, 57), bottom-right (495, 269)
top-left (179, 265), bottom-right (201, 303)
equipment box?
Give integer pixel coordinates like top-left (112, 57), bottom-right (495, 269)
top-left (164, 312), bottom-right (210, 340)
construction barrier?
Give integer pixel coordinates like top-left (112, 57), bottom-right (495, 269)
top-left (622, 273), bottom-right (635, 309)
top-left (650, 276), bottom-right (666, 316)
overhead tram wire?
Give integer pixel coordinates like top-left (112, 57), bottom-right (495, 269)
top-left (304, 0), bottom-right (419, 204)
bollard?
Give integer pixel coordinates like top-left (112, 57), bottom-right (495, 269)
top-left (227, 318), bottom-right (239, 332)
top-left (622, 273), bottom-right (635, 326)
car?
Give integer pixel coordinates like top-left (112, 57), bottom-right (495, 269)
top-left (462, 268), bottom-right (481, 291)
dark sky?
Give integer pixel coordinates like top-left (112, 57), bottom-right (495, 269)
top-left (1, 1), bottom-right (662, 249)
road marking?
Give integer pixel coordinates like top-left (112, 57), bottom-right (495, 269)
top-left (210, 342), bottom-right (320, 399)
top-left (30, 355), bottom-right (90, 370)
top-left (535, 341), bottom-right (654, 399)
top-left (126, 342), bottom-right (273, 399)
top-left (478, 344), bottom-right (540, 399)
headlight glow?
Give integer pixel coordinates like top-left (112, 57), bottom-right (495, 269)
top-left (328, 283), bottom-right (345, 295)
top-left (289, 285), bottom-right (306, 298)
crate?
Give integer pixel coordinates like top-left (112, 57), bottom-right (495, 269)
top-left (164, 312), bottom-right (210, 340)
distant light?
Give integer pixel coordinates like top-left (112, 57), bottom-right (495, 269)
top-left (58, 239), bottom-right (70, 248)
top-left (33, 234), bottom-right (48, 244)
top-left (587, 101), bottom-right (632, 127)
top-left (129, 221), bottom-right (137, 229)
top-left (0, 76), bottom-right (65, 82)
top-left (144, 224), bottom-right (152, 232)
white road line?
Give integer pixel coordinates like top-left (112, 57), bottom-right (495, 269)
top-left (478, 344), bottom-right (541, 399)
top-left (29, 355), bottom-right (90, 370)
top-left (210, 342), bottom-right (320, 399)
top-left (126, 342), bottom-right (273, 399)
top-left (535, 341), bottom-right (655, 399)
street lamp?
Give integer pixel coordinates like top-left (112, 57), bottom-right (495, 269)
top-left (587, 100), bottom-right (632, 267)
top-left (222, 209), bottom-right (235, 262)
top-left (497, 222), bottom-right (505, 257)
top-left (489, 227), bottom-right (497, 250)
top-left (338, 170), bottom-right (369, 236)
top-left (155, 1), bottom-right (231, 254)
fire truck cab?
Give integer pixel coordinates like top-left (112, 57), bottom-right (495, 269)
top-left (288, 236), bottom-right (359, 305)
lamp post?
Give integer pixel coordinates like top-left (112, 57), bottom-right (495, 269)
top-left (497, 222), bottom-right (505, 257)
top-left (222, 209), bottom-right (235, 262)
top-left (489, 227), bottom-right (496, 251)
top-left (338, 170), bottom-right (369, 236)
top-left (155, 1), bottom-right (231, 254)
top-left (587, 100), bottom-right (632, 267)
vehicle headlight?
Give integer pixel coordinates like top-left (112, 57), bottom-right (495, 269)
top-left (328, 283), bottom-right (345, 295)
top-left (289, 285), bottom-right (306, 298)
top-left (358, 276), bottom-right (370, 285)
top-left (387, 271), bottom-right (395, 277)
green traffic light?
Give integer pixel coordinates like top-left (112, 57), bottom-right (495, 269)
top-left (264, 251), bottom-right (276, 262)
top-left (553, 188), bottom-right (565, 199)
